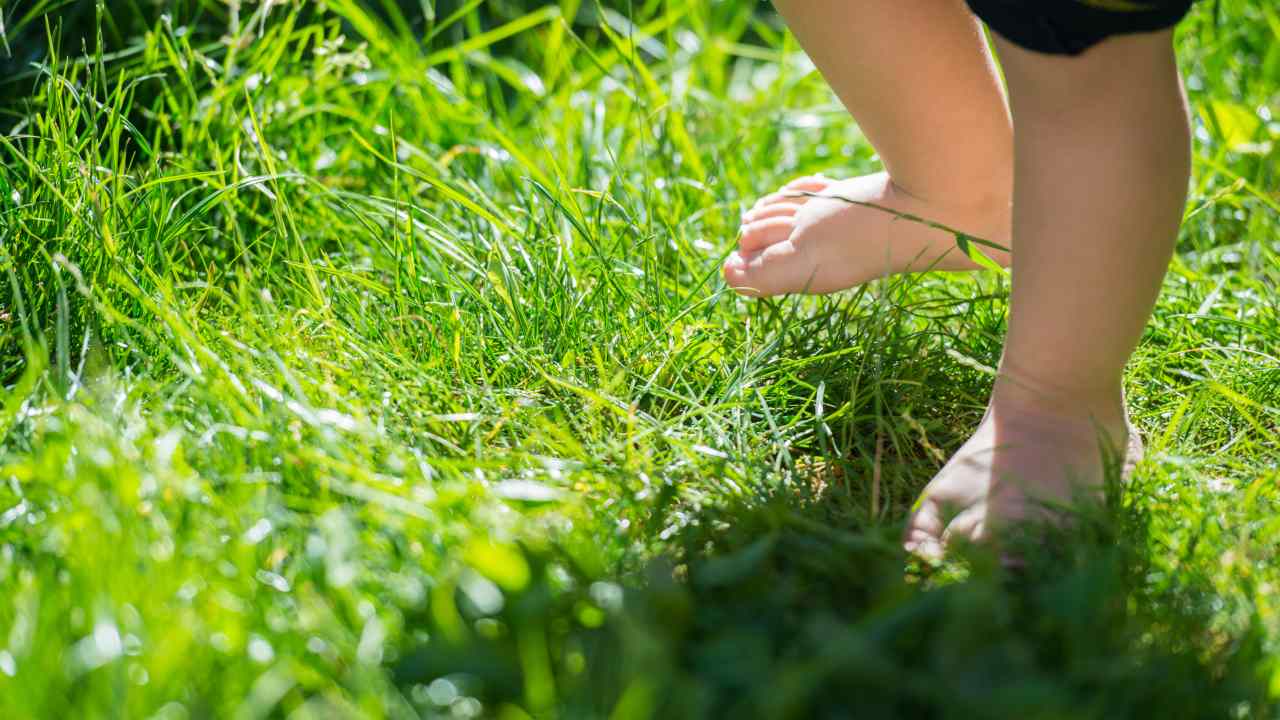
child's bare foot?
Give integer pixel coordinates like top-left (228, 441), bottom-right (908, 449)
top-left (902, 379), bottom-right (1140, 560)
top-left (723, 172), bottom-right (1010, 297)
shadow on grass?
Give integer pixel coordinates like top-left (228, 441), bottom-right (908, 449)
top-left (395, 281), bottom-right (1269, 719)
top-left (394, 477), bottom-right (1270, 719)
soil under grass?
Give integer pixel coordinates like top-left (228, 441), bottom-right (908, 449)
top-left (0, 1), bottom-right (1277, 717)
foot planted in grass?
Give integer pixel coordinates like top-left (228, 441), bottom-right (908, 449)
top-left (902, 375), bottom-right (1143, 561)
top-left (723, 172), bottom-right (1010, 297)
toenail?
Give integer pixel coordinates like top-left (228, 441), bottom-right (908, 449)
top-left (724, 253), bottom-right (746, 271)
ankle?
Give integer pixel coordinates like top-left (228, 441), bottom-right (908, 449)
top-left (989, 371), bottom-right (1128, 441)
top-left (885, 175), bottom-right (1011, 250)
top-left (887, 172), bottom-right (1008, 214)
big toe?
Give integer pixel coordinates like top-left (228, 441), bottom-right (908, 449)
top-left (903, 498), bottom-right (946, 560)
top-left (722, 251), bottom-right (758, 296)
top-left (723, 240), bottom-right (815, 297)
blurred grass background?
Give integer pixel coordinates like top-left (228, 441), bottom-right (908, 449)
top-left (0, 0), bottom-right (1277, 717)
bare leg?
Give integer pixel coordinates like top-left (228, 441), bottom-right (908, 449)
top-left (724, 0), bottom-right (1013, 297)
top-left (904, 29), bottom-right (1191, 557)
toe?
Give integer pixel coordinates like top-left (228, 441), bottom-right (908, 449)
top-left (754, 176), bottom-right (832, 209)
top-left (940, 507), bottom-right (989, 550)
top-left (752, 190), bottom-right (805, 210)
top-left (722, 251), bottom-right (759, 296)
top-left (741, 202), bottom-right (803, 225)
top-left (723, 240), bottom-right (818, 297)
top-left (747, 176), bottom-right (832, 212)
top-left (903, 497), bottom-right (946, 559)
top-left (783, 175), bottom-right (832, 193)
top-left (738, 216), bottom-right (796, 253)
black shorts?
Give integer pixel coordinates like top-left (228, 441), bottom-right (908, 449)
top-left (965, 0), bottom-right (1195, 56)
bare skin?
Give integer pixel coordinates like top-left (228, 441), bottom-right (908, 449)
top-left (904, 30), bottom-right (1190, 557)
top-left (727, 0), bottom-right (1191, 557)
top-left (724, 0), bottom-right (1013, 297)
top-left (725, 172), bottom-right (1009, 296)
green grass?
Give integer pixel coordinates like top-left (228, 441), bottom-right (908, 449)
top-left (0, 0), bottom-right (1277, 717)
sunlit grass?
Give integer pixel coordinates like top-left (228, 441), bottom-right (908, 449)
top-left (0, 0), bottom-right (1277, 717)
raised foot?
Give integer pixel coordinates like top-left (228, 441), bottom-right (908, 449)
top-left (723, 172), bottom-right (1010, 297)
top-left (902, 389), bottom-right (1141, 561)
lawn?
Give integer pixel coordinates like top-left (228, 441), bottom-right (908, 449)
top-left (0, 0), bottom-right (1277, 717)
